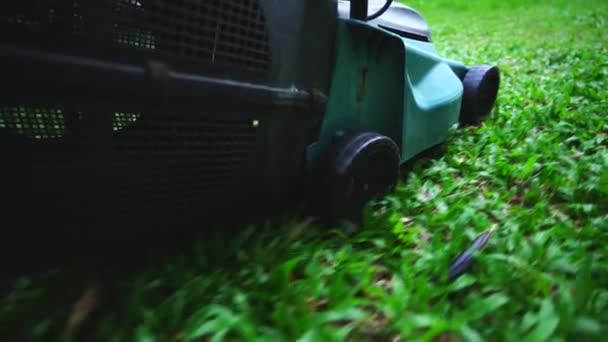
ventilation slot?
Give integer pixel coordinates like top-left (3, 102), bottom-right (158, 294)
top-left (0, 107), bottom-right (66, 139)
top-left (113, 112), bottom-right (140, 131)
top-left (0, 109), bottom-right (144, 138)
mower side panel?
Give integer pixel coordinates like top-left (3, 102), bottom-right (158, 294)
top-left (401, 38), bottom-right (464, 160)
top-left (307, 20), bottom-right (405, 171)
top-left (308, 20), bottom-right (465, 169)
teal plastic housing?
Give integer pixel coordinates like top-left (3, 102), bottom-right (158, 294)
top-left (308, 19), bottom-right (469, 168)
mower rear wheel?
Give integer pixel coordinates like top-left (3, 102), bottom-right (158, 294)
top-left (459, 65), bottom-right (500, 126)
top-left (324, 132), bottom-right (400, 225)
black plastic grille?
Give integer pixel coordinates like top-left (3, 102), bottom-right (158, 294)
top-left (1, 0), bottom-right (271, 73)
top-left (1, 106), bottom-right (261, 223)
top-left (110, 117), bottom-right (259, 216)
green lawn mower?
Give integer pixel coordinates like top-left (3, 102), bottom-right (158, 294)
top-left (0, 0), bottom-right (499, 250)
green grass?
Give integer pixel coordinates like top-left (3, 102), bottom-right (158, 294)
top-left (3, 0), bottom-right (608, 340)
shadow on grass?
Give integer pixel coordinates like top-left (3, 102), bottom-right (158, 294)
top-left (0, 194), bottom-right (324, 340)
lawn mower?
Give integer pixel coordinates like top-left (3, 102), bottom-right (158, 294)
top-left (0, 0), bottom-right (499, 251)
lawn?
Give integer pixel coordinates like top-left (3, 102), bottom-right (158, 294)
top-left (2, 0), bottom-right (608, 340)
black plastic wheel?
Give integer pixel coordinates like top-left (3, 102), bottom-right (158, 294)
top-left (323, 132), bottom-right (400, 225)
top-left (459, 65), bottom-right (500, 126)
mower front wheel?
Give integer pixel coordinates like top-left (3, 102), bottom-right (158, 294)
top-left (323, 132), bottom-right (400, 225)
top-left (459, 65), bottom-right (500, 126)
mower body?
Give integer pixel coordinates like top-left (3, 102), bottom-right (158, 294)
top-left (309, 1), bottom-right (468, 169)
top-left (0, 0), bottom-right (496, 249)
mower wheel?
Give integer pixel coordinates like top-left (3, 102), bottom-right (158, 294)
top-left (324, 132), bottom-right (400, 225)
top-left (459, 65), bottom-right (500, 126)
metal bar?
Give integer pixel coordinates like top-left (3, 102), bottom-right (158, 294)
top-left (350, 0), bottom-right (368, 20)
top-left (0, 44), bottom-right (312, 110)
